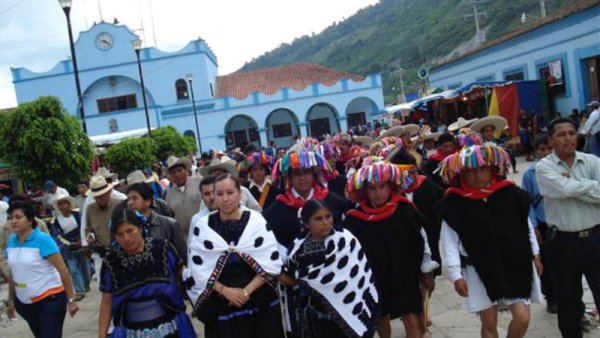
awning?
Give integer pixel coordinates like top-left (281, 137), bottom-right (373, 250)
top-left (411, 89), bottom-right (457, 108)
top-left (89, 127), bottom-right (156, 146)
top-left (384, 102), bottom-right (413, 113)
top-left (452, 81), bottom-right (514, 97)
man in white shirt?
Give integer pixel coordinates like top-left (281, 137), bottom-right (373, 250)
top-left (43, 180), bottom-right (69, 214)
top-left (580, 100), bottom-right (600, 157)
top-left (536, 117), bottom-right (600, 338)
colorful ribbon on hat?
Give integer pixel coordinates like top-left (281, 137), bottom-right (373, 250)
top-left (435, 143), bottom-right (511, 184)
top-left (345, 156), bottom-right (403, 202)
top-left (271, 149), bottom-right (332, 182)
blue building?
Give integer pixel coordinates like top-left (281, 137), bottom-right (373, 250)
top-left (11, 22), bottom-right (384, 151)
top-left (429, 2), bottom-right (600, 115)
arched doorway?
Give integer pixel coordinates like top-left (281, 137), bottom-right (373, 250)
top-left (265, 108), bottom-right (301, 148)
top-left (306, 103), bottom-right (340, 140)
top-left (345, 97), bottom-right (378, 132)
top-left (224, 115), bottom-right (261, 151)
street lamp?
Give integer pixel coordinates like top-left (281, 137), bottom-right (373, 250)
top-left (131, 38), bottom-right (152, 137)
top-left (58, 0), bottom-right (87, 133)
top-left (186, 73), bottom-right (203, 154)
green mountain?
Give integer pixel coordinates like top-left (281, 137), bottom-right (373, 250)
top-left (239, 0), bottom-right (582, 103)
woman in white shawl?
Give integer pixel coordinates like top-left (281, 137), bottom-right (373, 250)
top-left (183, 173), bottom-right (284, 338)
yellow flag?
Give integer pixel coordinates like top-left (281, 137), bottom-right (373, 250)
top-left (488, 88), bottom-right (499, 116)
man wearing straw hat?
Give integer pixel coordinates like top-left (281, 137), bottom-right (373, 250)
top-left (83, 176), bottom-right (121, 279)
top-left (165, 156), bottom-right (203, 239)
top-left (51, 193), bottom-right (90, 298)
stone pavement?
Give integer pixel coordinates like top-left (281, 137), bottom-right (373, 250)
top-left (1, 157), bottom-right (599, 337)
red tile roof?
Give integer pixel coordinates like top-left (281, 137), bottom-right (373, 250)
top-left (215, 63), bottom-right (365, 99)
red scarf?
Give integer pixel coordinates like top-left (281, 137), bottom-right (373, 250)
top-left (402, 175), bottom-right (427, 194)
top-left (446, 180), bottom-right (513, 200)
top-left (429, 149), bottom-right (450, 162)
top-left (276, 184), bottom-right (329, 209)
top-left (335, 152), bottom-right (353, 163)
top-left (347, 194), bottom-right (416, 222)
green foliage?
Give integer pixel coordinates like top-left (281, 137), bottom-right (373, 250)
top-left (0, 96), bottom-right (93, 189)
top-left (151, 126), bottom-right (194, 161)
top-left (240, 0), bottom-right (580, 102)
top-left (183, 135), bottom-right (198, 155)
top-left (104, 137), bottom-right (156, 175)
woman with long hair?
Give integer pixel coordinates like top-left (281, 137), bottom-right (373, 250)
top-left (98, 209), bottom-right (195, 338)
top-left (279, 199), bottom-right (379, 338)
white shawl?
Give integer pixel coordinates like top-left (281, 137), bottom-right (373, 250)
top-left (288, 228), bottom-right (379, 338)
top-left (183, 210), bottom-right (282, 310)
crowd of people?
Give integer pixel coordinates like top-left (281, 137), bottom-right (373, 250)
top-left (0, 100), bottom-right (599, 338)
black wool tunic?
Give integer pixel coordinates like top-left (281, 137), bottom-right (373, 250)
top-left (409, 177), bottom-right (444, 276)
top-left (343, 203), bottom-right (424, 318)
top-left (441, 184), bottom-right (533, 301)
top-left (246, 183), bottom-right (280, 211)
top-left (262, 191), bottom-right (348, 250)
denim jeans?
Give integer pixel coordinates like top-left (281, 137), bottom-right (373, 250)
top-left (66, 249), bottom-right (90, 293)
top-left (15, 291), bottom-right (67, 338)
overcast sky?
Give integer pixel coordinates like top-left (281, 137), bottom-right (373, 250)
top-left (0, 0), bottom-right (379, 109)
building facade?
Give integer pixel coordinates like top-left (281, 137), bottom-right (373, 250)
top-left (429, 2), bottom-right (600, 115)
top-left (11, 22), bottom-right (384, 151)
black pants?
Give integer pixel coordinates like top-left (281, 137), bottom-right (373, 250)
top-left (547, 228), bottom-right (600, 338)
top-left (538, 223), bottom-right (555, 304)
top-left (15, 292), bottom-right (67, 338)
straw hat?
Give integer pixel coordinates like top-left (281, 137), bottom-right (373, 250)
top-left (411, 132), bottom-right (442, 143)
top-left (166, 155), bottom-right (192, 173)
top-left (86, 175), bottom-right (117, 197)
top-left (95, 167), bottom-right (119, 182)
top-left (402, 124), bottom-right (420, 137)
top-left (375, 126), bottom-right (405, 141)
top-left (448, 117), bottom-right (479, 132)
top-left (51, 193), bottom-right (76, 211)
top-left (469, 116), bottom-right (507, 133)
top-left (352, 135), bottom-right (374, 146)
top-left (199, 156), bottom-right (239, 178)
top-left (125, 170), bottom-right (146, 186)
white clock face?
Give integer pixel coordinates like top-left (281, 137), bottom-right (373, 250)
top-left (96, 32), bottom-right (113, 50)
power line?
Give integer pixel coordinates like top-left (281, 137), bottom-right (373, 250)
top-left (0, 0), bottom-right (28, 16)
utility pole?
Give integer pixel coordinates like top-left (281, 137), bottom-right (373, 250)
top-left (540, 0), bottom-right (549, 18)
top-left (463, 0), bottom-right (488, 43)
top-left (389, 60), bottom-right (406, 103)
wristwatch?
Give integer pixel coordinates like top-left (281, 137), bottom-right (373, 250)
top-left (68, 297), bottom-right (75, 304)
top-left (532, 254), bottom-right (541, 260)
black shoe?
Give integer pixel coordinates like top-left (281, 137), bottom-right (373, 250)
top-left (546, 302), bottom-right (557, 314)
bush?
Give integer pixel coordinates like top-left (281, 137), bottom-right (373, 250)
top-left (104, 137), bottom-right (156, 175)
top-left (151, 126), bottom-right (194, 161)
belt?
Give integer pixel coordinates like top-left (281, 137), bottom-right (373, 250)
top-left (556, 224), bottom-right (600, 238)
top-left (124, 299), bottom-right (167, 323)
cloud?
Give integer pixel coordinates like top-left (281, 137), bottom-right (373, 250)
top-left (0, 0), bottom-right (378, 108)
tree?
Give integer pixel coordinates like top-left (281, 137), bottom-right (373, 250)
top-left (151, 126), bottom-right (194, 161)
top-left (0, 96), bottom-right (93, 189)
top-left (183, 135), bottom-right (198, 155)
top-left (104, 137), bottom-right (155, 175)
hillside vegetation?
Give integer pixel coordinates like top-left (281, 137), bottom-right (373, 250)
top-left (239, 0), bottom-right (582, 102)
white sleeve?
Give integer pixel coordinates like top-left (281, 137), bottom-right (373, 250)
top-left (80, 196), bottom-right (92, 247)
top-left (536, 159), bottom-right (600, 201)
top-left (528, 218), bottom-right (540, 255)
top-left (580, 110), bottom-right (599, 134)
top-left (420, 226), bottom-right (440, 273)
top-left (440, 220), bottom-right (463, 283)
